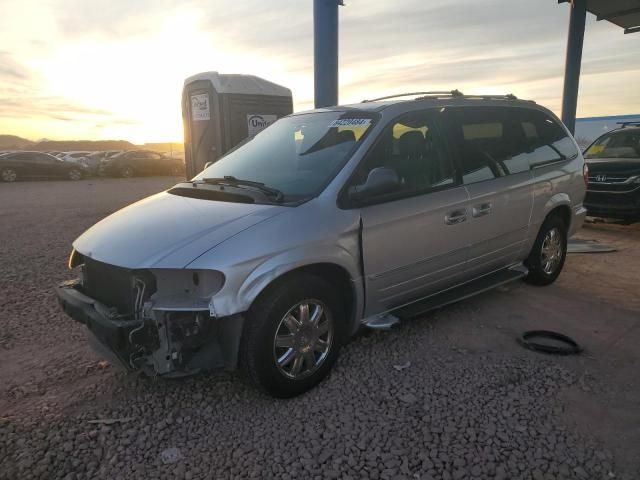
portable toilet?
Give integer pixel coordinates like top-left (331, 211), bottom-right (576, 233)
top-left (182, 72), bottom-right (293, 179)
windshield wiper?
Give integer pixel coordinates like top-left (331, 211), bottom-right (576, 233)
top-left (202, 176), bottom-right (284, 203)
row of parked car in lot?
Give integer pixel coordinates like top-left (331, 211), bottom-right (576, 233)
top-left (0, 149), bottom-right (185, 182)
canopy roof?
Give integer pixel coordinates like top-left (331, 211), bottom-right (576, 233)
top-left (559, 0), bottom-right (640, 33)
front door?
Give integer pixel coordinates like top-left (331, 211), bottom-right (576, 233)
top-left (351, 109), bottom-right (471, 316)
top-left (441, 106), bottom-right (534, 277)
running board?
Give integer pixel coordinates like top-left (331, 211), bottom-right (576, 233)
top-left (393, 265), bottom-right (528, 320)
top-left (363, 266), bottom-right (528, 330)
top-left (364, 313), bottom-right (400, 330)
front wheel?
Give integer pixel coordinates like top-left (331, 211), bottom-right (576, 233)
top-left (524, 215), bottom-right (568, 286)
top-left (1, 168), bottom-right (17, 182)
top-left (68, 168), bottom-right (82, 180)
top-left (120, 166), bottom-right (134, 178)
top-left (240, 273), bottom-right (345, 398)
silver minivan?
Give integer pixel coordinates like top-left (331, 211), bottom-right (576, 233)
top-left (56, 92), bottom-right (587, 397)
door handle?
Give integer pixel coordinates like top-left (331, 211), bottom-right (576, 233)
top-left (444, 209), bottom-right (467, 225)
top-left (472, 202), bottom-right (492, 218)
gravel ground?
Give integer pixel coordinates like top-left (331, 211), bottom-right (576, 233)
top-left (1, 177), bottom-right (639, 480)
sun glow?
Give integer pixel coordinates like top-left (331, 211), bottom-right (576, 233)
top-left (27, 9), bottom-right (304, 144)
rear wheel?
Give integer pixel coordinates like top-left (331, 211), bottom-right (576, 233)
top-left (240, 273), bottom-right (345, 398)
top-left (120, 165), bottom-right (134, 178)
top-left (524, 215), bottom-right (568, 286)
top-left (68, 168), bottom-right (82, 180)
top-left (1, 168), bottom-right (17, 182)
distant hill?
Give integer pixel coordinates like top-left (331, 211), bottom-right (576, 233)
top-left (144, 142), bottom-right (184, 153)
top-left (0, 135), bottom-right (35, 150)
top-left (0, 135), bottom-right (184, 153)
top-left (34, 140), bottom-right (137, 151)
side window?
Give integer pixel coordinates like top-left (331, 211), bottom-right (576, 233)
top-left (514, 108), bottom-right (579, 165)
top-left (353, 109), bottom-right (455, 197)
top-left (443, 107), bottom-right (517, 184)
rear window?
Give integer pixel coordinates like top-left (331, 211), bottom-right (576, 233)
top-left (514, 108), bottom-right (579, 165)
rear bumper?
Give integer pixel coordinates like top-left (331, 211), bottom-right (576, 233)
top-left (570, 205), bottom-right (587, 237)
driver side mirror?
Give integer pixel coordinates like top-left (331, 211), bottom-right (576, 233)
top-left (348, 167), bottom-right (400, 202)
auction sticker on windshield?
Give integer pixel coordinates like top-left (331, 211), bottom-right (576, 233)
top-left (191, 93), bottom-right (210, 121)
top-left (329, 118), bottom-right (372, 128)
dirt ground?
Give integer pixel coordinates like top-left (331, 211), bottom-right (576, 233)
top-left (1, 177), bottom-right (639, 479)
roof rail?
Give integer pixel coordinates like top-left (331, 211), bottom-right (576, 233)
top-left (361, 90), bottom-right (520, 103)
top-left (362, 91), bottom-right (463, 103)
top-left (617, 121), bottom-right (640, 128)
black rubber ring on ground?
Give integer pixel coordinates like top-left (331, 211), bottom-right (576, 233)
top-left (517, 330), bottom-right (583, 355)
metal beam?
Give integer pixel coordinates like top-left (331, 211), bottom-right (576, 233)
top-left (313, 0), bottom-right (343, 108)
top-left (561, 0), bottom-right (587, 135)
top-left (597, 6), bottom-right (640, 21)
top-left (624, 25), bottom-right (640, 34)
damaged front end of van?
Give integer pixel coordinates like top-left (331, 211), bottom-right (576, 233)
top-left (57, 252), bottom-right (244, 376)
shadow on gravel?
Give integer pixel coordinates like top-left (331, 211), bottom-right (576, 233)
top-left (0, 315), bottom-right (622, 480)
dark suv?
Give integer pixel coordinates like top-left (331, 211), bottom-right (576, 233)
top-left (99, 150), bottom-right (185, 178)
top-left (584, 123), bottom-right (640, 223)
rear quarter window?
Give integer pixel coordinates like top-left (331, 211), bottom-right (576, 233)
top-left (514, 108), bottom-right (578, 165)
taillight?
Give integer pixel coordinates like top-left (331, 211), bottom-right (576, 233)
top-left (583, 163), bottom-right (589, 188)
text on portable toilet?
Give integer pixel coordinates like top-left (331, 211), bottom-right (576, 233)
top-left (191, 94), bottom-right (210, 121)
top-left (247, 114), bottom-right (278, 136)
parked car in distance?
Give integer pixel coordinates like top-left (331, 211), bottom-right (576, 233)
top-left (56, 92), bottom-right (587, 397)
top-left (83, 150), bottom-right (124, 175)
top-left (1, 151), bottom-right (88, 182)
top-left (99, 149), bottom-right (185, 177)
top-left (583, 122), bottom-right (640, 223)
top-left (59, 151), bottom-right (92, 164)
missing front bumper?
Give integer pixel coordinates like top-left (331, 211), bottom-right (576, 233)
top-left (55, 280), bottom-right (244, 376)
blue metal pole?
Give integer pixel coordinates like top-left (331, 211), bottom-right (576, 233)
top-left (561, 0), bottom-right (587, 135)
top-left (314, 0), bottom-right (342, 108)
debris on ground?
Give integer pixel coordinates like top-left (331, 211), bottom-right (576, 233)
top-left (160, 447), bottom-right (184, 465)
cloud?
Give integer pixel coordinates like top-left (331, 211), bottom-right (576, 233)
top-left (1, 0), bottom-right (639, 142)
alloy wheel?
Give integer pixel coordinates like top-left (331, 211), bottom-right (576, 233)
top-left (541, 227), bottom-right (563, 275)
top-left (273, 300), bottom-right (334, 380)
top-left (1, 169), bottom-right (17, 182)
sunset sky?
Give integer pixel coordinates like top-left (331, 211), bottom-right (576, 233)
top-left (1, 0), bottom-right (639, 144)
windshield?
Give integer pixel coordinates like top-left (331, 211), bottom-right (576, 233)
top-left (193, 111), bottom-right (377, 202)
top-left (585, 130), bottom-right (640, 159)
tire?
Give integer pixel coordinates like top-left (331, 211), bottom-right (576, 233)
top-left (1, 168), bottom-right (17, 182)
top-left (120, 166), bottom-right (134, 178)
top-left (524, 215), bottom-right (568, 286)
top-left (68, 168), bottom-right (82, 181)
top-left (240, 273), bottom-right (346, 398)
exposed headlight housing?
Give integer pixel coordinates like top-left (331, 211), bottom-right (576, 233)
top-left (68, 249), bottom-right (83, 269)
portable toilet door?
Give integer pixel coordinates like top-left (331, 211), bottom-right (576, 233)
top-left (182, 72), bottom-right (293, 179)
top-left (182, 76), bottom-right (222, 179)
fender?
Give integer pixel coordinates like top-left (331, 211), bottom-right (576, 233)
top-left (209, 242), bottom-right (365, 334)
top-left (543, 192), bottom-right (571, 217)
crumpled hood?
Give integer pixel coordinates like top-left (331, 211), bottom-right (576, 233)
top-left (73, 191), bottom-right (285, 268)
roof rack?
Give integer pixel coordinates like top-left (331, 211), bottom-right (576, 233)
top-left (361, 90), bottom-right (520, 103)
top-left (617, 121), bottom-right (640, 128)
